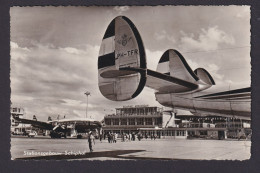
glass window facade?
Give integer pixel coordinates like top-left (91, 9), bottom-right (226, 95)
top-left (129, 118), bottom-right (135, 125)
top-left (105, 119), bottom-right (111, 125)
top-left (112, 118), bottom-right (119, 125)
top-left (145, 118), bottom-right (152, 125)
top-left (136, 118), bottom-right (144, 125)
top-left (154, 117), bottom-right (162, 125)
top-left (120, 118), bottom-right (127, 125)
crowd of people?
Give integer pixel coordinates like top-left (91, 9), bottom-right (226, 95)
top-left (106, 132), bottom-right (118, 143)
top-left (121, 132), bottom-right (140, 142)
top-left (86, 131), bottom-right (160, 152)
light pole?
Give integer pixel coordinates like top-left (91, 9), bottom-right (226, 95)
top-left (84, 91), bottom-right (91, 118)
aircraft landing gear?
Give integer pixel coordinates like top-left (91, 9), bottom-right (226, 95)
top-left (50, 131), bottom-right (62, 138)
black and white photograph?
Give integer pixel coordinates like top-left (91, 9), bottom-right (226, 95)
top-left (10, 6), bottom-right (251, 160)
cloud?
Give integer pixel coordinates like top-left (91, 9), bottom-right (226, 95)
top-left (62, 99), bottom-right (84, 107)
top-left (59, 47), bottom-right (84, 55)
top-left (186, 58), bottom-right (224, 81)
top-left (207, 64), bottom-right (220, 72)
top-left (11, 41), bottom-right (101, 120)
top-left (10, 41), bottom-right (19, 49)
top-left (113, 6), bottom-right (130, 14)
top-left (11, 41), bottom-right (30, 51)
top-left (10, 41), bottom-right (30, 62)
top-left (145, 49), bottom-right (164, 70)
top-left (235, 6), bottom-right (250, 20)
top-left (179, 26), bottom-right (235, 52)
top-left (154, 30), bottom-right (176, 44)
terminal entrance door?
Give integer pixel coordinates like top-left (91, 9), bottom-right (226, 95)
top-left (218, 131), bottom-right (225, 140)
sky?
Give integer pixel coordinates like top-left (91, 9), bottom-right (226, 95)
top-left (10, 6), bottom-right (251, 121)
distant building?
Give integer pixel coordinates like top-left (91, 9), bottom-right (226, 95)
top-left (10, 106), bottom-right (31, 135)
top-left (173, 109), bottom-right (251, 139)
top-left (11, 107), bottom-right (24, 126)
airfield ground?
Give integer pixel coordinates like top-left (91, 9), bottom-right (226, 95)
top-left (11, 137), bottom-right (251, 160)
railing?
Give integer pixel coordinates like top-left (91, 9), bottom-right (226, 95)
top-left (103, 124), bottom-right (162, 128)
top-left (179, 123), bottom-right (215, 128)
top-left (104, 112), bottom-right (162, 118)
top-left (179, 122), bottom-right (245, 129)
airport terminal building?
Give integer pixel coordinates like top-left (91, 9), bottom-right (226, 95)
top-left (102, 105), bottom-right (251, 139)
top-left (103, 106), bottom-right (162, 130)
top-left (102, 105), bottom-right (187, 138)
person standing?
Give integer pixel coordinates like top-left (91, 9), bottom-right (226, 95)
top-left (88, 131), bottom-right (95, 152)
top-left (129, 133), bottom-right (132, 142)
top-left (137, 133), bottom-right (141, 141)
top-left (122, 133), bottom-right (125, 142)
top-left (145, 133), bottom-right (148, 140)
top-left (112, 133), bottom-right (115, 143)
top-left (126, 134), bottom-right (129, 142)
top-left (108, 132), bottom-right (111, 143)
top-left (132, 132), bottom-right (136, 141)
top-left (114, 133), bottom-right (118, 143)
top-left (99, 133), bottom-right (103, 143)
top-left (154, 133), bottom-right (157, 140)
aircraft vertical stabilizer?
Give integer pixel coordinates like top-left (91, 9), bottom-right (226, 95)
top-left (156, 49), bottom-right (199, 83)
top-left (98, 16), bottom-right (147, 101)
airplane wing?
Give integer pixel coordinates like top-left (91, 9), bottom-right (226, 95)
top-left (13, 116), bottom-right (53, 130)
top-left (57, 118), bottom-right (102, 128)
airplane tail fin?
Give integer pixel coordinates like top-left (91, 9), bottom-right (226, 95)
top-left (148, 49), bottom-right (215, 93)
top-left (194, 68), bottom-right (215, 85)
top-left (156, 49), bottom-right (199, 83)
top-left (98, 16), bottom-right (147, 101)
top-left (146, 49), bottom-right (199, 93)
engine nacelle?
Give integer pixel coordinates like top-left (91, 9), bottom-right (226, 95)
top-left (98, 16), bottom-right (146, 101)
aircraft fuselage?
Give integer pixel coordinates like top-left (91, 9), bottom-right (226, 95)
top-left (155, 87), bottom-right (251, 120)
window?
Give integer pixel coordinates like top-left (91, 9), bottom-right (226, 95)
top-left (112, 118), bottom-right (119, 125)
top-left (180, 131), bottom-right (184, 136)
top-left (129, 118), bottom-right (135, 125)
top-left (137, 118), bottom-right (144, 125)
top-left (145, 118), bottom-right (152, 125)
top-left (177, 130), bottom-right (184, 136)
top-left (199, 131), bottom-right (207, 136)
top-left (121, 118), bottom-right (127, 125)
top-left (116, 109), bottom-right (120, 115)
top-left (154, 118), bottom-right (162, 125)
top-left (139, 108), bottom-right (144, 115)
top-left (105, 119), bottom-right (111, 125)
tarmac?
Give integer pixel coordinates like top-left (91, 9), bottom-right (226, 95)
top-left (11, 136), bottom-right (251, 160)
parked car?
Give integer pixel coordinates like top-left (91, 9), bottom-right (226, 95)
top-left (28, 131), bottom-right (37, 137)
